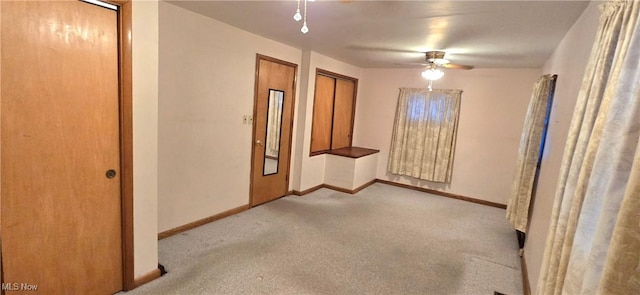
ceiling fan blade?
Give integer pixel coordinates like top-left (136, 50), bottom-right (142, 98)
top-left (347, 45), bottom-right (420, 54)
top-left (394, 63), bottom-right (428, 68)
top-left (415, 12), bottom-right (478, 20)
top-left (441, 63), bottom-right (474, 70)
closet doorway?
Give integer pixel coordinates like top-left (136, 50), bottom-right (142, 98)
top-left (1, 0), bottom-right (135, 292)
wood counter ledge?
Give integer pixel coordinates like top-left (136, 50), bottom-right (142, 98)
top-left (327, 147), bottom-right (380, 158)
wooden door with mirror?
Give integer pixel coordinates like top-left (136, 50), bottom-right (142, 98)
top-left (250, 55), bottom-right (297, 206)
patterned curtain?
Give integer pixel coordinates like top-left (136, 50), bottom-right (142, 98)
top-left (506, 74), bottom-right (556, 233)
top-left (537, 1), bottom-right (640, 294)
top-left (387, 88), bottom-right (462, 183)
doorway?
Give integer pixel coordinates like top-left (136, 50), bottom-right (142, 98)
top-left (1, 0), bottom-right (134, 293)
top-left (250, 55), bottom-right (297, 206)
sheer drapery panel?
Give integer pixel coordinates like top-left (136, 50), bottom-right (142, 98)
top-left (506, 74), bottom-right (556, 233)
top-left (537, 1), bottom-right (640, 294)
top-left (388, 88), bottom-right (462, 183)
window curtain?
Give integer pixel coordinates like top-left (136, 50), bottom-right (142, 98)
top-left (388, 88), bottom-right (462, 183)
top-left (537, 1), bottom-right (639, 294)
top-left (506, 74), bottom-right (556, 233)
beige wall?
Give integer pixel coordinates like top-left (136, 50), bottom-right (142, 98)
top-left (157, 2), bottom-right (302, 233)
top-left (354, 68), bottom-right (540, 204)
top-left (291, 51), bottom-right (364, 191)
top-left (132, 0), bottom-right (159, 279)
top-left (149, 1), bottom-right (600, 288)
top-left (524, 2), bottom-right (600, 293)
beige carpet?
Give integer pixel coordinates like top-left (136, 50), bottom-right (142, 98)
top-left (125, 183), bottom-right (522, 295)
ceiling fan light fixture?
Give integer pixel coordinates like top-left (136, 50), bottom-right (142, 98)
top-left (421, 68), bottom-right (444, 80)
top-left (430, 58), bottom-right (450, 65)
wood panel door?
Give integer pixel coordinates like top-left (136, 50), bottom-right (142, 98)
top-left (331, 79), bottom-right (356, 149)
top-left (310, 75), bottom-right (335, 153)
top-left (1, 1), bottom-right (123, 294)
top-left (250, 55), bottom-right (297, 206)
top-left (309, 70), bottom-right (358, 155)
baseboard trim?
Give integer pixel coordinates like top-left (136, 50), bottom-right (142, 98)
top-left (133, 268), bottom-right (161, 289)
top-left (292, 179), bottom-right (377, 196)
top-left (158, 204), bottom-right (250, 240)
top-left (375, 179), bottom-right (507, 209)
top-left (322, 184), bottom-right (352, 194)
top-left (352, 179), bottom-right (377, 193)
top-left (292, 184), bottom-right (324, 196)
top-left (324, 179), bottom-right (377, 194)
top-left (521, 254), bottom-right (531, 295)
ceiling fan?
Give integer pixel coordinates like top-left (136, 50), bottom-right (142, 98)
top-left (411, 51), bottom-right (474, 90)
top-left (417, 51), bottom-right (475, 70)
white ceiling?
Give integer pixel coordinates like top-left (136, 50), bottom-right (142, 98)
top-left (167, 0), bottom-right (590, 69)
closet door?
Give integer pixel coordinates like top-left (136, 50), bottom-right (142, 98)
top-left (310, 75), bottom-right (335, 153)
top-left (1, 1), bottom-right (123, 293)
top-left (331, 79), bottom-right (356, 149)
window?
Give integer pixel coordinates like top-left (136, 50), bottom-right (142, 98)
top-left (387, 88), bottom-right (462, 183)
top-left (310, 69), bottom-right (358, 155)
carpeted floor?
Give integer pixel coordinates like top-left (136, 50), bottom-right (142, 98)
top-left (125, 183), bottom-right (522, 295)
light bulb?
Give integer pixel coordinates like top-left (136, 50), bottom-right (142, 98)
top-left (301, 22), bottom-right (309, 34)
top-left (293, 9), bottom-right (302, 21)
top-left (421, 68), bottom-right (444, 80)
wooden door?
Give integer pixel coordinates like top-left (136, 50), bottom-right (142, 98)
top-left (331, 79), bottom-right (356, 149)
top-left (1, 1), bottom-right (123, 294)
top-left (309, 70), bottom-right (358, 154)
top-left (310, 75), bottom-right (335, 153)
top-left (250, 55), bottom-right (297, 206)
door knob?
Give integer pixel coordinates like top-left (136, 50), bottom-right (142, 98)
top-left (256, 140), bottom-right (264, 146)
top-left (106, 169), bottom-right (117, 179)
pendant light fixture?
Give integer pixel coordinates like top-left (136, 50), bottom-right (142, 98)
top-left (293, 0), bottom-right (310, 34)
top-left (293, 1), bottom-right (302, 21)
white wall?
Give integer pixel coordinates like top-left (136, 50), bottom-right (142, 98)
top-left (291, 51), bottom-right (312, 191)
top-left (354, 68), bottom-right (540, 205)
top-left (132, 0), bottom-right (159, 279)
top-left (292, 51), bottom-right (364, 191)
top-left (150, 2), bottom-right (600, 290)
top-left (324, 155), bottom-right (356, 189)
top-left (524, 2), bottom-right (600, 293)
top-left (157, 2), bottom-right (302, 233)
top-left (353, 155), bottom-right (378, 189)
